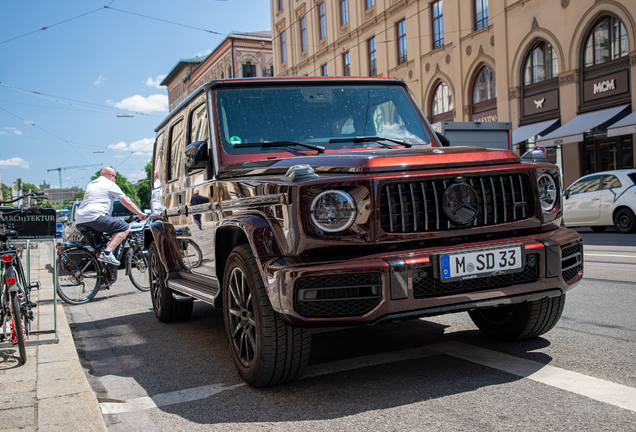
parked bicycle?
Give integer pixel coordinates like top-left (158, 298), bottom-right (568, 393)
top-left (0, 193), bottom-right (43, 364)
top-left (56, 214), bottom-right (149, 304)
top-left (175, 226), bottom-right (202, 269)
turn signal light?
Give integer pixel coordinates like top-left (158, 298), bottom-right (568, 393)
top-left (1, 255), bottom-right (12, 263)
top-left (5, 276), bottom-right (16, 285)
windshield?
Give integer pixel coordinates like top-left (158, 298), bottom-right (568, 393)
top-left (216, 84), bottom-right (432, 154)
top-left (111, 200), bottom-right (129, 217)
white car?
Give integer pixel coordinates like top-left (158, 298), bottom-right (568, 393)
top-left (563, 169), bottom-right (636, 233)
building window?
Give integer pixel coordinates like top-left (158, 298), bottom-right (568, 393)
top-left (300, 17), bottom-right (307, 52)
top-left (473, 65), bottom-right (496, 103)
top-left (343, 52), bottom-right (351, 76)
top-left (368, 37), bottom-right (377, 77)
top-left (524, 41), bottom-right (558, 85)
top-left (319, 3), bottom-right (326, 40)
top-left (280, 30), bottom-right (287, 63)
top-left (278, 0), bottom-right (283, 11)
top-left (475, 0), bottom-right (489, 31)
top-left (228, 66), bottom-right (232, 78)
top-left (432, 81), bottom-right (453, 117)
top-left (340, 0), bottom-right (348, 25)
top-left (321, 64), bottom-right (328, 76)
top-left (584, 16), bottom-right (629, 67)
top-left (243, 61), bottom-right (256, 78)
top-left (366, 0), bottom-right (374, 9)
top-left (432, 1), bottom-right (444, 49)
top-left (397, 20), bottom-right (407, 65)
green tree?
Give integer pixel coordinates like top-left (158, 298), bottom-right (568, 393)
top-left (22, 183), bottom-right (39, 192)
top-left (91, 169), bottom-right (140, 206)
top-left (136, 181), bottom-right (151, 210)
top-left (1, 183), bottom-right (10, 202)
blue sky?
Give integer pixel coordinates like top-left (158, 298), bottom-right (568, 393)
top-left (0, 0), bottom-right (271, 190)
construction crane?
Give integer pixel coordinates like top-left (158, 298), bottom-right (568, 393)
top-left (47, 164), bottom-right (102, 189)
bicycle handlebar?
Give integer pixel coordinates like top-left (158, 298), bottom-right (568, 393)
top-left (0, 205), bottom-right (43, 215)
top-left (0, 192), bottom-right (45, 204)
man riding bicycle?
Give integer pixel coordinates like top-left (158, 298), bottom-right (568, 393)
top-left (76, 167), bottom-right (146, 266)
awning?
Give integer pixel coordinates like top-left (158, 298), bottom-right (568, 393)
top-left (607, 110), bottom-right (636, 137)
top-left (536, 105), bottom-right (628, 147)
top-left (512, 119), bottom-right (559, 145)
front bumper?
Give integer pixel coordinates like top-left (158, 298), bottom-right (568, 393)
top-left (263, 227), bottom-right (583, 327)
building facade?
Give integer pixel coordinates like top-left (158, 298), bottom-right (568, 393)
top-left (269, 0), bottom-right (636, 188)
top-left (162, 31), bottom-right (273, 112)
top-left (39, 183), bottom-right (82, 206)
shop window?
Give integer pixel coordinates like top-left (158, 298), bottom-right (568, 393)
top-left (524, 41), bottom-right (558, 85)
top-left (584, 16), bottom-right (629, 67)
top-left (473, 65), bottom-right (496, 103)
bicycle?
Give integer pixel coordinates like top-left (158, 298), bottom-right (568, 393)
top-left (175, 226), bottom-right (202, 269)
top-left (0, 194), bottom-right (43, 365)
top-left (56, 214), bottom-right (149, 304)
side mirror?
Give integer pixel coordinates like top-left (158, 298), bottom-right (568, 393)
top-left (435, 132), bottom-right (450, 147)
top-left (144, 209), bottom-right (151, 215)
top-left (184, 140), bottom-right (209, 171)
top-left (58, 216), bottom-right (68, 224)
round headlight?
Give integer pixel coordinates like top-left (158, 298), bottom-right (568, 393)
top-left (310, 190), bottom-right (357, 232)
top-left (537, 173), bottom-right (558, 212)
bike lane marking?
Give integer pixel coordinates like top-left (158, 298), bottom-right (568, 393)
top-left (99, 342), bottom-right (636, 414)
top-left (430, 341), bottom-right (636, 413)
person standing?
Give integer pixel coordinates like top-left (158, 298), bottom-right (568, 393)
top-left (76, 167), bottom-right (146, 265)
top-left (189, 188), bottom-right (209, 230)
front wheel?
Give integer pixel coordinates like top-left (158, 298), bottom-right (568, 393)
top-left (126, 244), bottom-right (150, 292)
top-left (468, 294), bottom-right (566, 341)
top-left (10, 291), bottom-right (27, 365)
top-left (56, 248), bottom-right (101, 305)
top-left (180, 239), bottom-right (202, 269)
top-left (223, 244), bottom-right (311, 387)
top-left (614, 208), bottom-right (636, 233)
top-left (148, 243), bottom-right (193, 322)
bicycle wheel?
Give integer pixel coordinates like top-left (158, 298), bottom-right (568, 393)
top-left (126, 244), bottom-right (150, 292)
top-left (10, 291), bottom-right (27, 365)
top-left (181, 239), bottom-right (202, 269)
top-left (56, 248), bottom-right (101, 305)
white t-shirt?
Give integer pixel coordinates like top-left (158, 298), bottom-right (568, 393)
top-left (151, 179), bottom-right (165, 215)
top-left (76, 176), bottom-right (126, 224)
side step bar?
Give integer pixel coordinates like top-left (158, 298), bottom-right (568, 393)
top-left (167, 278), bottom-right (219, 306)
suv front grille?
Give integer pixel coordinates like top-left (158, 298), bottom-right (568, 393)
top-left (380, 174), bottom-right (534, 233)
top-left (561, 243), bottom-right (583, 282)
top-left (413, 254), bottom-right (539, 298)
top-left (295, 273), bottom-right (382, 317)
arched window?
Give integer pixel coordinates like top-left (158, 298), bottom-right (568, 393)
top-left (432, 81), bottom-right (453, 116)
top-left (524, 41), bottom-right (558, 85)
top-left (473, 65), bottom-right (496, 103)
top-left (584, 16), bottom-right (629, 67)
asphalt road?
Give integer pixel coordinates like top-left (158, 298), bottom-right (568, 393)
top-left (64, 228), bottom-right (636, 431)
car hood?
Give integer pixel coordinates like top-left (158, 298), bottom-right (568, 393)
top-left (220, 146), bottom-right (521, 178)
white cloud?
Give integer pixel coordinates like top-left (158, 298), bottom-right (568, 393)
top-left (94, 75), bottom-right (105, 85)
top-left (111, 94), bottom-right (168, 113)
top-left (128, 169), bottom-right (147, 182)
top-left (107, 137), bottom-right (154, 155)
top-left (114, 155), bottom-right (125, 158)
top-left (0, 157), bottom-right (30, 168)
top-left (1, 127), bottom-right (23, 135)
top-left (144, 74), bottom-right (167, 89)
top-left (195, 49), bottom-right (212, 57)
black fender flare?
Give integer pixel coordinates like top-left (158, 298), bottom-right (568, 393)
top-left (144, 221), bottom-right (185, 273)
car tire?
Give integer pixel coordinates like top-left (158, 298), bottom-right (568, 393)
top-left (468, 294), bottom-right (566, 341)
top-left (148, 243), bottom-right (193, 322)
top-left (222, 244), bottom-right (311, 387)
top-left (614, 208), bottom-right (636, 233)
top-left (590, 226), bottom-right (607, 233)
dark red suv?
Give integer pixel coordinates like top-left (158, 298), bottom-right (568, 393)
top-left (147, 77), bottom-right (583, 387)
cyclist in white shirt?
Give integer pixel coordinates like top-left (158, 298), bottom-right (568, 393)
top-left (76, 167), bottom-right (147, 266)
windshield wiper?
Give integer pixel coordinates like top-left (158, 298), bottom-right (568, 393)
top-left (233, 141), bottom-right (325, 154)
top-left (328, 136), bottom-right (412, 148)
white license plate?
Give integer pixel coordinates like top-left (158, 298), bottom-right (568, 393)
top-left (439, 245), bottom-right (525, 282)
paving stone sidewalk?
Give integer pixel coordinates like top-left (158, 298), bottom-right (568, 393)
top-left (0, 245), bottom-right (106, 431)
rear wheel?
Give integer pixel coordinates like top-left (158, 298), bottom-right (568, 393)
top-left (614, 208), bottom-right (636, 233)
top-left (10, 291), bottom-right (27, 365)
top-left (468, 294), bottom-right (566, 341)
top-left (126, 244), bottom-right (149, 292)
top-left (223, 244), bottom-right (311, 387)
top-left (56, 248), bottom-right (101, 305)
top-left (148, 243), bottom-right (193, 322)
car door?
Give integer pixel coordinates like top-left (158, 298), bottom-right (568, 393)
top-left (563, 175), bottom-right (603, 225)
top-left (598, 174), bottom-right (623, 225)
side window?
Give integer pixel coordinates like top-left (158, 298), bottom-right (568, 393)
top-left (189, 103), bottom-right (209, 144)
top-left (568, 176), bottom-right (601, 196)
top-left (167, 119), bottom-right (185, 182)
top-left (602, 175), bottom-right (621, 189)
top-left (153, 132), bottom-right (166, 184)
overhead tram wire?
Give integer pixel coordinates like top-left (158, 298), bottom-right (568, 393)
top-left (103, 6), bottom-right (227, 36)
top-left (0, 106), bottom-right (92, 164)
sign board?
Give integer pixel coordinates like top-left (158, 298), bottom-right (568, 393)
top-left (0, 208), bottom-right (57, 239)
top-left (440, 121), bottom-right (512, 151)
